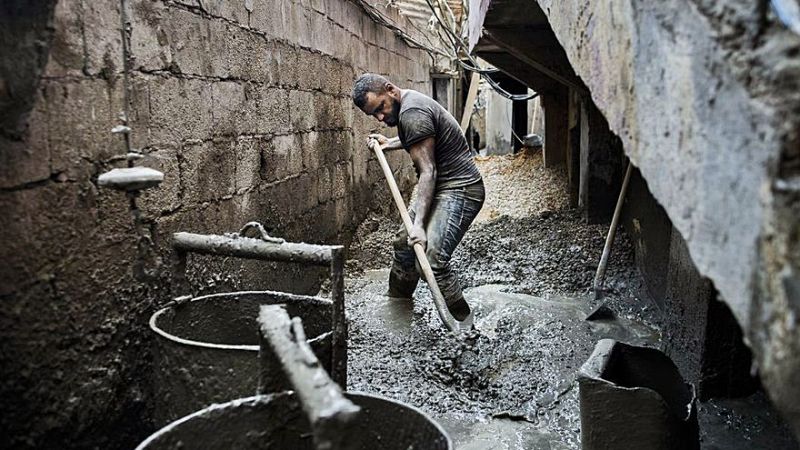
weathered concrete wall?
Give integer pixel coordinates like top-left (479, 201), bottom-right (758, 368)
top-left (624, 172), bottom-right (759, 399)
top-left (578, 100), bottom-right (626, 224)
top-left (623, 174), bottom-right (758, 399)
top-left (533, 0), bottom-right (800, 433)
top-left (0, 0), bottom-right (430, 447)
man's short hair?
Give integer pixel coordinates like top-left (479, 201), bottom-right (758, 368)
top-left (352, 73), bottom-right (390, 108)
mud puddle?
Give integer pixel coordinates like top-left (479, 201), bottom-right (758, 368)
top-left (346, 268), bottom-right (661, 449)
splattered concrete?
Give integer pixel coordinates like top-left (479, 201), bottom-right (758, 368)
top-left (344, 151), bottom-right (799, 449)
top-left (345, 151), bottom-right (660, 448)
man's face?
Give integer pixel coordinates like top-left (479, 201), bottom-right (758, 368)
top-left (360, 89), bottom-right (401, 127)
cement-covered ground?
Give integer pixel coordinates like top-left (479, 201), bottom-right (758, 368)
top-left (344, 151), bottom-right (799, 449)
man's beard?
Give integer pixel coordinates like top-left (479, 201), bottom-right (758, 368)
top-left (383, 98), bottom-right (401, 126)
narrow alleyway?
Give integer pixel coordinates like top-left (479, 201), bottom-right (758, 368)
top-left (343, 150), bottom-right (798, 450)
top-left (3, 0), bottom-right (799, 448)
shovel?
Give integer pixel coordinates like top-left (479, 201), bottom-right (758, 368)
top-left (369, 140), bottom-right (473, 332)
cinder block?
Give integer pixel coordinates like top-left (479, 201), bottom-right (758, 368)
top-left (132, 6), bottom-right (253, 77)
top-left (83, 1), bottom-right (124, 77)
top-left (128, 0), bottom-right (172, 72)
top-left (325, 0), bottom-right (344, 26)
top-left (333, 194), bottom-right (352, 229)
top-left (312, 92), bottom-right (336, 129)
top-left (44, 79), bottom-right (126, 180)
top-left (288, 171), bottom-right (319, 213)
top-left (275, 43), bottom-right (300, 88)
top-left (342, 1), bottom-right (363, 35)
top-left (367, 44), bottom-right (380, 72)
top-left (249, 0), bottom-right (286, 39)
top-left (44, 1), bottom-right (87, 77)
top-left (313, 93), bottom-right (351, 131)
top-left (203, 0), bottom-right (249, 25)
top-left (253, 87), bottom-right (291, 134)
top-left (378, 48), bottom-right (391, 72)
top-left (280, 0), bottom-right (301, 44)
top-left (317, 130), bottom-right (353, 166)
top-left (171, 9), bottom-right (229, 77)
top-left (294, 50), bottom-right (323, 91)
top-left (206, 19), bottom-right (235, 77)
top-left (263, 176), bottom-right (298, 219)
top-left (340, 64), bottom-right (357, 97)
top-left (352, 150), bottom-right (369, 185)
top-left (213, 81), bottom-right (285, 136)
top-left (346, 28), bottom-right (360, 65)
top-left (137, 75), bottom-right (213, 146)
top-left (234, 137), bottom-right (262, 191)
top-left (317, 166), bottom-right (333, 203)
top-left (226, 31), bottom-right (277, 84)
top-left (138, 147), bottom-right (182, 213)
top-left (181, 139), bottom-right (237, 204)
top-left (288, 90), bottom-right (316, 131)
top-left (319, 57), bottom-right (341, 95)
top-left (0, 134), bottom-right (50, 190)
top-left (310, 13), bottom-right (334, 56)
top-left (332, 161), bottom-right (352, 199)
top-left (260, 133), bottom-right (301, 182)
top-left (295, 8), bottom-right (314, 49)
top-left (300, 131), bottom-right (320, 171)
top-left (360, 15), bottom-right (376, 44)
top-left (211, 81), bottom-right (246, 136)
top-left (342, 97), bottom-right (356, 129)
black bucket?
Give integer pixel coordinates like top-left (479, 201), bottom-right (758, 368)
top-left (136, 392), bottom-right (452, 450)
top-left (149, 291), bottom-right (334, 425)
top-left (578, 339), bottom-right (699, 450)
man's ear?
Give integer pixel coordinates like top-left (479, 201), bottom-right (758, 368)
top-left (385, 82), bottom-right (398, 97)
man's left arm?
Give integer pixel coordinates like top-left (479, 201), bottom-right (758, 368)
top-left (368, 134), bottom-right (404, 151)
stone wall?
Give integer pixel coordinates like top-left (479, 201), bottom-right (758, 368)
top-left (0, 0), bottom-right (431, 447)
top-left (532, 0), bottom-right (800, 433)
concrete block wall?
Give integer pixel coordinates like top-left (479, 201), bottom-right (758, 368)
top-left (0, 0), bottom-right (432, 447)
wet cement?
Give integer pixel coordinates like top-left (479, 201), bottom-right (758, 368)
top-left (344, 152), bottom-right (660, 448)
top-left (346, 266), bottom-right (660, 449)
top-left (344, 153), bottom-right (798, 449)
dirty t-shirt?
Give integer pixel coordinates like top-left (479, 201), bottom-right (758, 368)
top-left (397, 90), bottom-right (481, 190)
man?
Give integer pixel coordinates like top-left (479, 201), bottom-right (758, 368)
top-left (352, 73), bottom-right (484, 321)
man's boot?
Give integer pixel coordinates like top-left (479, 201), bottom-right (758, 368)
top-left (446, 292), bottom-right (472, 322)
top-left (387, 269), bottom-right (418, 299)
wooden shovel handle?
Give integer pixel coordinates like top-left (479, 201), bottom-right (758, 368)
top-left (369, 140), bottom-right (471, 332)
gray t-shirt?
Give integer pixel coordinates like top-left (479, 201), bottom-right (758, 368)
top-left (397, 90), bottom-right (481, 190)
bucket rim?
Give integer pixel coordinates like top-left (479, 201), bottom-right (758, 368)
top-left (136, 391), bottom-right (453, 450)
top-left (149, 290), bottom-right (333, 351)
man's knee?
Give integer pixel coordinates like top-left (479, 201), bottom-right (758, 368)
top-left (393, 233), bottom-right (410, 252)
top-left (425, 246), bottom-right (450, 273)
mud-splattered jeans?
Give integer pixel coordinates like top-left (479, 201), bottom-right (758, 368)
top-left (389, 179), bottom-right (485, 318)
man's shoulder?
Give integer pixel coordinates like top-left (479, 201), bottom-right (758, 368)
top-left (400, 90), bottom-right (437, 111)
